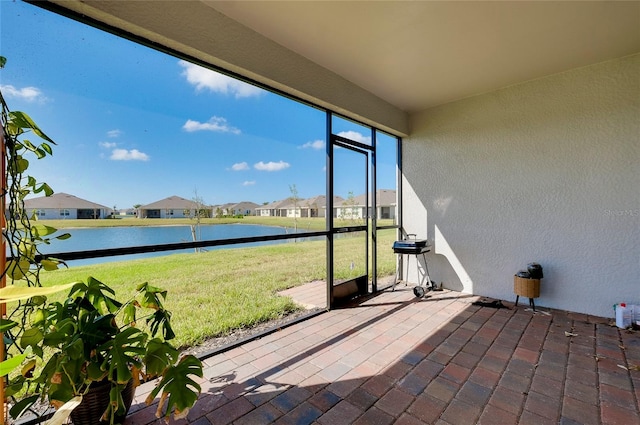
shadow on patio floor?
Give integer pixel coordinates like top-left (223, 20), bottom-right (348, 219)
top-left (126, 286), bottom-right (640, 425)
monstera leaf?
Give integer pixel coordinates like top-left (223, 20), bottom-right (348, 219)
top-left (79, 313), bottom-right (119, 353)
top-left (143, 338), bottom-right (178, 377)
top-left (136, 282), bottom-right (167, 309)
top-left (147, 309), bottom-right (175, 340)
top-left (99, 327), bottom-right (146, 384)
top-left (146, 355), bottom-right (203, 420)
top-left (69, 277), bottom-right (121, 315)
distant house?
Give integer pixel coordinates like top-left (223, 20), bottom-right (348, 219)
top-left (229, 201), bottom-right (259, 216)
top-left (118, 208), bottom-right (137, 217)
top-left (289, 195), bottom-right (345, 218)
top-left (255, 195), bottom-right (344, 218)
top-left (255, 198), bottom-right (293, 217)
top-left (256, 195), bottom-right (346, 218)
top-left (212, 203), bottom-right (234, 217)
top-left (336, 189), bottom-right (396, 220)
top-left (22, 193), bottom-right (110, 219)
top-left (138, 195), bottom-right (211, 219)
top-left (255, 202), bottom-right (273, 217)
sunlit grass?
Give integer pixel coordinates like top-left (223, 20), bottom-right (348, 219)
top-left (35, 229), bottom-right (397, 349)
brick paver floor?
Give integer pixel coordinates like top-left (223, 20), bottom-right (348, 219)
top-left (126, 286), bottom-right (639, 425)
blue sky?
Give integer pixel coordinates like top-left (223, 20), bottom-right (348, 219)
top-left (1, 1), bottom-right (397, 210)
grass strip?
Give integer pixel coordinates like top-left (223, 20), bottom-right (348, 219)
top-left (36, 229), bottom-right (397, 349)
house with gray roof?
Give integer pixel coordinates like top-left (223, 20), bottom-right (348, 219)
top-left (290, 195), bottom-right (345, 218)
top-left (138, 195), bottom-right (211, 219)
top-left (255, 198), bottom-right (293, 217)
top-left (256, 195), bottom-right (346, 218)
top-left (22, 193), bottom-right (110, 219)
top-left (212, 203), bottom-right (235, 217)
top-left (229, 201), bottom-right (259, 216)
top-left (336, 189), bottom-right (396, 220)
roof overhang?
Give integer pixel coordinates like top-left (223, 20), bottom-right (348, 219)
top-left (38, 1), bottom-right (640, 137)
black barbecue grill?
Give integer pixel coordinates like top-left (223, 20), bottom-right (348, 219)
top-left (392, 235), bottom-right (436, 297)
top-left (392, 239), bottom-right (430, 255)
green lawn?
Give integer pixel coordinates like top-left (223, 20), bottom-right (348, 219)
top-left (35, 228), bottom-right (398, 349)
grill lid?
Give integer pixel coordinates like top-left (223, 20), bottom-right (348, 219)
top-left (392, 239), bottom-right (430, 254)
top-left (392, 239), bottom-right (428, 249)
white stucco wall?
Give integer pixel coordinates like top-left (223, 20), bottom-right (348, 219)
top-left (403, 54), bottom-right (639, 318)
top-left (31, 208), bottom-right (77, 219)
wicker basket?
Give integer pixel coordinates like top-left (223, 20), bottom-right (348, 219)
top-left (69, 379), bottom-right (135, 425)
top-left (514, 276), bottom-right (540, 298)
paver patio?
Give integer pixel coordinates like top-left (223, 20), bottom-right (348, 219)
top-left (126, 284), bottom-right (639, 425)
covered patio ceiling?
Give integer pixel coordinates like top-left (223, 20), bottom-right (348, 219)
top-left (40, 1), bottom-right (640, 136)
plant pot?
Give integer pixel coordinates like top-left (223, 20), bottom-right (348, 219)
top-left (69, 379), bottom-right (135, 425)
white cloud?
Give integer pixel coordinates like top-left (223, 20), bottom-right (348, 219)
top-left (300, 139), bottom-right (325, 150)
top-left (231, 162), bottom-right (249, 171)
top-left (243, 181), bottom-right (256, 186)
top-left (183, 117), bottom-right (240, 134)
top-left (254, 161), bottom-right (290, 172)
top-left (178, 60), bottom-right (263, 98)
top-left (337, 131), bottom-right (371, 144)
top-left (0, 84), bottom-right (47, 103)
top-left (110, 149), bottom-right (149, 161)
top-left (107, 129), bottom-right (122, 138)
top-left (99, 142), bottom-right (117, 149)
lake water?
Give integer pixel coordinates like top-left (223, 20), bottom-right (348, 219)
top-left (33, 224), bottom-right (316, 266)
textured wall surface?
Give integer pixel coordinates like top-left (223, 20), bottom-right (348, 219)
top-left (403, 54), bottom-right (639, 318)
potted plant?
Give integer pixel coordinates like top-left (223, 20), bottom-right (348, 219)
top-left (13, 276), bottom-right (203, 424)
top-left (0, 56), bottom-right (203, 424)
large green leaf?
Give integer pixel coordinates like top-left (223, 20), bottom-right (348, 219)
top-left (5, 259), bottom-right (30, 281)
top-left (0, 282), bottom-right (76, 302)
top-left (5, 374), bottom-right (27, 397)
top-left (70, 277), bottom-right (121, 315)
top-left (41, 142), bottom-right (53, 155)
top-left (65, 338), bottom-right (84, 361)
top-left (143, 338), bottom-right (178, 377)
top-left (0, 318), bottom-right (18, 333)
top-left (147, 355), bottom-right (203, 419)
top-left (9, 394), bottom-right (39, 420)
top-left (20, 327), bottom-right (43, 349)
top-left (86, 360), bottom-right (107, 382)
top-left (0, 352), bottom-right (28, 377)
top-left (9, 111), bottom-right (56, 144)
top-left (31, 223), bottom-right (59, 237)
top-left (17, 240), bottom-right (36, 258)
top-left (99, 327), bottom-right (146, 384)
top-left (122, 302), bottom-right (137, 327)
top-left (147, 309), bottom-right (175, 340)
top-left (40, 259), bottom-right (62, 271)
top-left (35, 182), bottom-right (54, 196)
top-left (15, 157), bottom-right (29, 173)
top-left (137, 282), bottom-right (167, 309)
top-left (79, 313), bottom-right (118, 353)
top-left (43, 317), bottom-right (78, 347)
